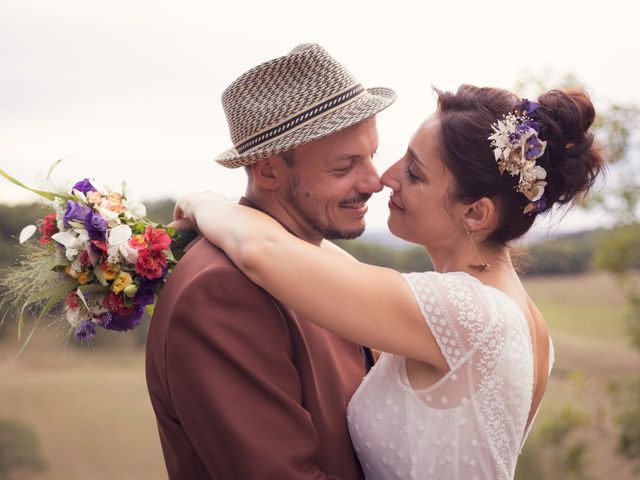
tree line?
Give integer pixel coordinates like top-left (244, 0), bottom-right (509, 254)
top-left (1, 200), bottom-right (635, 277)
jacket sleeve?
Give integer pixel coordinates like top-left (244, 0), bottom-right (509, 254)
top-left (165, 262), bottom-right (352, 479)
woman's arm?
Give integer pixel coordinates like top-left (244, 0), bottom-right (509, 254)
top-left (174, 193), bottom-right (447, 369)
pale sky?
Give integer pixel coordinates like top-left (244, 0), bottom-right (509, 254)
top-left (1, 0), bottom-right (638, 237)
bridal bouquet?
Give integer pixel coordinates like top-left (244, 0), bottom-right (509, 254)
top-left (0, 168), bottom-right (193, 347)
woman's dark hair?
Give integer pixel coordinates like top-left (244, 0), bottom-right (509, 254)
top-left (435, 84), bottom-right (605, 244)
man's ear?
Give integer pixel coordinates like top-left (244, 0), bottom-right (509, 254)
top-left (462, 197), bottom-right (498, 234)
top-left (249, 155), bottom-right (288, 190)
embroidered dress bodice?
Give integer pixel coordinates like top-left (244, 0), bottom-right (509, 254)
top-left (347, 271), bottom-right (554, 480)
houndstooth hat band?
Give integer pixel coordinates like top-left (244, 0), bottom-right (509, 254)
top-left (215, 43), bottom-right (396, 168)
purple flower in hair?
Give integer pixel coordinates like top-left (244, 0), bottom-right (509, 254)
top-left (536, 196), bottom-right (548, 212)
top-left (64, 200), bottom-right (92, 227)
top-left (525, 195), bottom-right (548, 215)
top-left (520, 99), bottom-right (540, 115)
top-left (75, 319), bottom-right (97, 340)
top-left (72, 178), bottom-right (97, 195)
top-left (525, 134), bottom-right (545, 160)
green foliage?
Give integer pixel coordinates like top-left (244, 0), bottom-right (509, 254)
top-left (615, 379), bottom-right (640, 471)
top-left (335, 240), bottom-right (433, 272)
top-left (0, 203), bottom-right (49, 268)
top-left (517, 69), bottom-right (640, 471)
top-left (539, 404), bottom-right (590, 445)
top-left (0, 419), bottom-right (46, 477)
top-left (516, 403), bottom-right (591, 480)
top-left (594, 224), bottom-right (640, 275)
top-left (523, 232), bottom-right (601, 276)
top-left (627, 294), bottom-right (640, 351)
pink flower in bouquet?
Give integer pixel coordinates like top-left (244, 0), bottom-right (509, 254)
top-left (135, 248), bottom-right (167, 280)
top-left (86, 191), bottom-right (103, 205)
top-left (103, 192), bottom-right (124, 212)
top-left (39, 213), bottom-right (58, 245)
top-left (129, 234), bottom-right (146, 250)
top-left (144, 224), bottom-right (171, 252)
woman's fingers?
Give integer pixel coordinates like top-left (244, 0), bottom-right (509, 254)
top-left (168, 217), bottom-right (197, 232)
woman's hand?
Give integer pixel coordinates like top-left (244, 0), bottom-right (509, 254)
top-left (173, 192), bottom-right (229, 226)
top-left (170, 192), bottom-right (230, 250)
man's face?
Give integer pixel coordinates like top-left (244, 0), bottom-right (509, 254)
top-left (282, 117), bottom-right (381, 241)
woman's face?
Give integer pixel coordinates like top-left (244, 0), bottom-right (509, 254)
top-left (381, 114), bottom-right (463, 249)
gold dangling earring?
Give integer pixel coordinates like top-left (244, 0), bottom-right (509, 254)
top-left (465, 227), bottom-right (490, 272)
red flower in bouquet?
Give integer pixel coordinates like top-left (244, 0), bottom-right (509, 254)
top-left (104, 291), bottom-right (137, 316)
top-left (39, 213), bottom-right (59, 245)
top-left (64, 291), bottom-right (82, 309)
top-left (135, 248), bottom-right (167, 280)
top-left (144, 224), bottom-right (171, 252)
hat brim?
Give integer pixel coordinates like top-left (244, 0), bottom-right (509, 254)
top-left (215, 87), bottom-right (396, 168)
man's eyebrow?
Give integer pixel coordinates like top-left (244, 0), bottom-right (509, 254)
top-left (335, 148), bottom-right (378, 162)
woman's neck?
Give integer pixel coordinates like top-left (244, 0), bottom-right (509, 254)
top-left (429, 242), bottom-right (513, 277)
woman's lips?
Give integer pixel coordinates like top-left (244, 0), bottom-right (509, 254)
top-left (388, 197), bottom-right (404, 211)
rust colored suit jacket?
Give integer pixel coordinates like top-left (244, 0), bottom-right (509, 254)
top-left (146, 206), bottom-right (369, 479)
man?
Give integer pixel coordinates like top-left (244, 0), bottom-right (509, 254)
top-left (146, 43), bottom-right (395, 479)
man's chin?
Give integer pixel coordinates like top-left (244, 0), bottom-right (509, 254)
top-left (323, 224), bottom-right (366, 240)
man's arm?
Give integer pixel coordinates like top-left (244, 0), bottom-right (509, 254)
top-left (165, 262), bottom-right (353, 479)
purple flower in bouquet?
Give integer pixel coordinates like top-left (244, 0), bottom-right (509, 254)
top-left (85, 210), bottom-right (108, 241)
top-left (106, 304), bottom-right (145, 332)
top-left (135, 284), bottom-right (156, 307)
top-left (75, 319), bottom-right (97, 340)
top-left (64, 200), bottom-right (92, 228)
top-left (136, 269), bottom-right (168, 306)
top-left (93, 312), bottom-right (112, 328)
top-left (72, 178), bottom-right (98, 195)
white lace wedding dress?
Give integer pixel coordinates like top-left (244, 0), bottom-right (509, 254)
top-left (347, 271), bottom-right (554, 480)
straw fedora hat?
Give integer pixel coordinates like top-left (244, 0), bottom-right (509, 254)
top-left (215, 43), bottom-right (396, 168)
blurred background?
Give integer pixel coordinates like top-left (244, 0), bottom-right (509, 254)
top-left (1, 0), bottom-right (639, 478)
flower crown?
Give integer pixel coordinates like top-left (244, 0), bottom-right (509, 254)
top-left (488, 99), bottom-right (548, 214)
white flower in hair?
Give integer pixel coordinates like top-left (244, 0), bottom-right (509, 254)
top-left (488, 100), bottom-right (548, 214)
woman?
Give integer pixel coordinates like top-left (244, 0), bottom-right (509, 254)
top-left (172, 85), bottom-right (604, 479)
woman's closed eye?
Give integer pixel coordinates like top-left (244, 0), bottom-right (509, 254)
top-left (404, 161), bottom-right (420, 182)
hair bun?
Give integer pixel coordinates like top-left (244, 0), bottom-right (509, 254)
top-left (537, 89), bottom-right (596, 141)
top-left (534, 89), bottom-right (604, 207)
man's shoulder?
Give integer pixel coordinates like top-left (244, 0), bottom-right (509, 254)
top-left (161, 237), bottom-right (263, 300)
top-left (174, 237), bottom-right (242, 279)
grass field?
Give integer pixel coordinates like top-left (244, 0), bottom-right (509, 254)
top-left (519, 272), bottom-right (640, 479)
top-left (0, 272), bottom-right (638, 479)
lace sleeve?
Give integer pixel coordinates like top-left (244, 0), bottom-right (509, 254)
top-left (402, 271), bottom-right (496, 370)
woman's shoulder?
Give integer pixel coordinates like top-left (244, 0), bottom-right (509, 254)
top-left (402, 270), bottom-right (492, 303)
top-left (404, 270), bottom-right (523, 313)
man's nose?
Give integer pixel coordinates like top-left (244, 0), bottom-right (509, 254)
top-left (357, 159), bottom-right (383, 193)
top-left (381, 159), bottom-right (401, 191)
